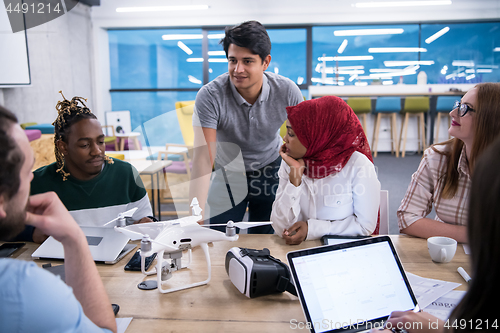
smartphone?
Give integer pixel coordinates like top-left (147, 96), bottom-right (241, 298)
top-left (0, 242), bottom-right (25, 258)
top-left (124, 250), bottom-right (157, 271)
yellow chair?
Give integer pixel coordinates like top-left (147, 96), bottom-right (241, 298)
top-left (347, 97), bottom-right (372, 137)
top-left (280, 96), bottom-right (307, 139)
top-left (20, 122), bottom-right (37, 130)
top-left (106, 153), bottom-right (125, 160)
top-left (399, 97), bottom-right (429, 158)
top-left (157, 101), bottom-right (196, 216)
top-left (102, 125), bottom-right (117, 151)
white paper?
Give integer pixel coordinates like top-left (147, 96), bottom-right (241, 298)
top-left (423, 290), bottom-right (466, 321)
top-left (406, 272), bottom-right (462, 308)
top-left (116, 317), bottom-right (133, 333)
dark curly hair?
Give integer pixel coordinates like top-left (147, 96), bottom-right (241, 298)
top-left (53, 91), bottom-right (97, 180)
top-left (221, 20), bottom-right (272, 63)
top-left (0, 105), bottom-right (24, 200)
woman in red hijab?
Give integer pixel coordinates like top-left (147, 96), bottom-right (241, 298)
top-left (271, 96), bottom-right (380, 245)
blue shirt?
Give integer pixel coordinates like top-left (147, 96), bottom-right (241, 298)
top-left (0, 259), bottom-right (112, 333)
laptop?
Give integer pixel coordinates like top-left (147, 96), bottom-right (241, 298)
top-left (287, 236), bottom-right (418, 333)
top-left (32, 226), bottom-right (135, 264)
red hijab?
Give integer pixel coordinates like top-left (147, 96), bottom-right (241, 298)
top-left (286, 96), bottom-right (373, 179)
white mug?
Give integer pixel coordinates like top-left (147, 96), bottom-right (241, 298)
top-left (427, 236), bottom-right (457, 263)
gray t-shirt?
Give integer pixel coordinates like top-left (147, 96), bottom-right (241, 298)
top-left (194, 72), bottom-right (303, 171)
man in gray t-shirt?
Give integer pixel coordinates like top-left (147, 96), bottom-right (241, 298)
top-left (190, 20), bottom-right (303, 234)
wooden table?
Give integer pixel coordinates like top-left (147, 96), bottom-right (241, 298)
top-left (13, 235), bottom-right (470, 332)
top-left (116, 132), bottom-right (142, 151)
top-left (128, 160), bottom-right (172, 221)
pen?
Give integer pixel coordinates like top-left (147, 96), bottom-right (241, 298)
top-left (457, 267), bottom-right (471, 283)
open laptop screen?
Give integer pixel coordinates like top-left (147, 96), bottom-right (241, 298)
top-left (287, 236), bottom-right (417, 333)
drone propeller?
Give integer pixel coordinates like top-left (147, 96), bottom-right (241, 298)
top-left (204, 221), bottom-right (273, 230)
top-left (115, 226), bottom-right (145, 240)
top-left (103, 207), bottom-right (138, 227)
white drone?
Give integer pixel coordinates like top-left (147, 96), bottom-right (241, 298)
top-left (114, 198), bottom-right (272, 294)
top-left (103, 207), bottom-right (138, 227)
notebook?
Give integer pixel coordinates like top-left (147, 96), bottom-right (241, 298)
top-left (287, 236), bottom-right (418, 333)
top-left (32, 226), bottom-right (134, 264)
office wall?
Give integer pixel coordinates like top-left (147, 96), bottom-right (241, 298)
top-left (0, 3), bottom-right (94, 124)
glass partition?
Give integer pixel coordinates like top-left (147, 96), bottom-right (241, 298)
top-left (313, 24), bottom-right (420, 86)
top-left (109, 29), bottom-right (203, 89)
top-left (421, 22), bottom-right (500, 84)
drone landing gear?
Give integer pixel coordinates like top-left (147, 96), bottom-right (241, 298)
top-left (156, 243), bottom-right (212, 294)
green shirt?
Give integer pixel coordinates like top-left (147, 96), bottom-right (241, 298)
top-left (31, 158), bottom-right (152, 226)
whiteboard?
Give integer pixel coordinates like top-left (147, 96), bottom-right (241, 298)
top-left (0, 5), bottom-right (30, 86)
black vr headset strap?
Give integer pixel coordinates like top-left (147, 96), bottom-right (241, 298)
top-left (241, 248), bottom-right (297, 296)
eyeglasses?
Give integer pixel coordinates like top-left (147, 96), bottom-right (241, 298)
top-left (453, 100), bottom-right (475, 117)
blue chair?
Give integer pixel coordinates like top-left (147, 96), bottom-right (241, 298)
top-left (372, 97), bottom-right (401, 158)
top-left (435, 96), bottom-right (457, 142)
top-left (25, 123), bottom-right (55, 134)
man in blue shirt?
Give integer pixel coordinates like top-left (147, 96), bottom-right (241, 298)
top-left (0, 105), bottom-right (117, 333)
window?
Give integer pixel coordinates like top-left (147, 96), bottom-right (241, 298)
top-left (421, 22), bottom-right (500, 84)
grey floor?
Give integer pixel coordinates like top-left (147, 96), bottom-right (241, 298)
top-left (373, 152), bottom-right (422, 234)
top-left (159, 152), bottom-right (423, 235)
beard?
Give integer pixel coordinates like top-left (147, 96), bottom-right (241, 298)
top-left (0, 199), bottom-right (28, 241)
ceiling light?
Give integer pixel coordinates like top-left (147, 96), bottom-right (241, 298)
top-left (446, 73), bottom-right (457, 80)
top-left (117, 5), bottom-right (209, 13)
top-left (370, 68), bottom-right (408, 73)
top-left (337, 39), bottom-right (348, 54)
top-left (476, 69), bottom-right (493, 73)
top-left (425, 27), bottom-right (450, 44)
top-left (349, 74), bottom-right (358, 82)
top-left (323, 68), bottom-right (365, 75)
top-left (355, 81), bottom-right (368, 86)
top-left (297, 76), bottom-right (304, 85)
top-left (384, 60), bottom-right (434, 66)
top-left (163, 34), bottom-right (203, 40)
top-left (318, 55), bottom-right (374, 61)
top-left (208, 34), bottom-right (225, 40)
top-left (187, 58), bottom-right (228, 63)
top-left (369, 47), bottom-right (427, 53)
top-left (382, 80), bottom-right (394, 85)
top-left (354, 1), bottom-right (452, 8)
top-left (466, 74), bottom-right (476, 80)
top-left (452, 60), bottom-right (475, 67)
top-left (208, 58), bottom-right (228, 63)
top-left (494, 47), bottom-right (500, 52)
top-left (188, 75), bottom-right (202, 84)
top-left (177, 41), bottom-right (193, 55)
top-left (334, 28), bottom-right (404, 36)
top-left (208, 51), bottom-right (226, 56)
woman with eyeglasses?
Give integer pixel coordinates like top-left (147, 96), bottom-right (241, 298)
top-left (397, 83), bottom-right (500, 243)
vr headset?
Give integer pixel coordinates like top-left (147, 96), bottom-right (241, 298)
top-left (225, 247), bottom-right (297, 298)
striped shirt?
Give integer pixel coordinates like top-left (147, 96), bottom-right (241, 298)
top-left (397, 144), bottom-right (470, 230)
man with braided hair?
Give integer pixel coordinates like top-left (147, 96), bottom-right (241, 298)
top-left (13, 92), bottom-right (153, 243)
